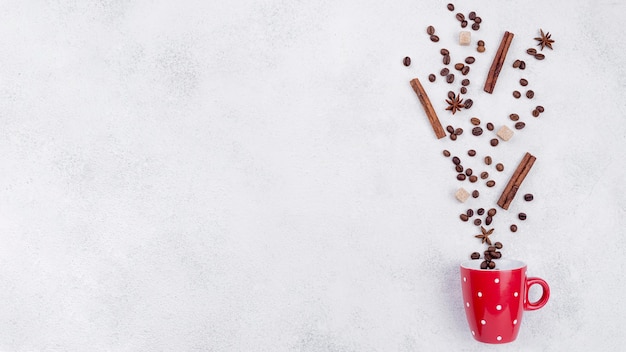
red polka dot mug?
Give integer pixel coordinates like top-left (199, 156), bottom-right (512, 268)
top-left (460, 259), bottom-right (550, 344)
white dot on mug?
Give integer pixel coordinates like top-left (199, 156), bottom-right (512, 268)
top-left (481, 320), bottom-right (486, 325)
top-left (514, 292), bottom-right (519, 297)
top-left (464, 277), bottom-right (467, 282)
top-left (472, 331), bottom-right (475, 336)
top-left (497, 336), bottom-right (502, 341)
top-left (496, 304), bottom-right (502, 310)
top-left (477, 292), bottom-right (483, 297)
top-left (494, 278), bottom-right (499, 283)
top-left (513, 319), bottom-right (518, 325)
top-left (466, 302), bottom-right (470, 307)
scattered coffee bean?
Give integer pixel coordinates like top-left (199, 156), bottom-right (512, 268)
top-left (493, 252), bottom-right (502, 259)
top-left (465, 168), bottom-right (473, 176)
top-left (460, 214), bottom-right (469, 221)
top-left (477, 40), bottom-right (485, 46)
top-left (448, 91), bottom-right (455, 99)
top-left (403, 57), bottom-right (411, 66)
top-left (429, 74), bottom-right (436, 82)
top-left (513, 60), bottom-right (521, 68)
top-left (427, 26), bottom-right (435, 35)
top-left (515, 122), bottom-right (526, 130)
top-left (474, 218), bottom-right (482, 226)
top-left (455, 63), bottom-right (464, 71)
top-left (520, 78), bottom-right (528, 86)
top-left (477, 45), bottom-right (485, 53)
top-left (450, 133), bottom-right (457, 141)
top-left (496, 163), bottom-right (504, 171)
top-left (456, 13), bottom-right (465, 21)
top-left (486, 122), bottom-right (494, 131)
top-left (468, 149), bottom-right (477, 156)
top-left (465, 56), bottom-right (475, 64)
top-left (485, 216), bottom-right (493, 225)
top-left (460, 87), bottom-right (467, 94)
top-left (510, 224), bottom-right (518, 232)
top-left (452, 156), bottom-right (461, 165)
top-left (443, 150), bottom-right (451, 157)
top-left (469, 11), bottom-right (476, 20)
top-left (455, 128), bottom-right (463, 135)
top-left (467, 209), bottom-right (474, 217)
top-left (486, 180), bottom-right (496, 187)
top-left (471, 23), bottom-right (480, 31)
top-left (513, 90), bottom-right (521, 99)
top-left (480, 261), bottom-right (488, 269)
top-left (440, 67), bottom-right (450, 76)
top-left (470, 117), bottom-right (480, 125)
top-left (474, 17), bottom-right (482, 24)
top-left (461, 20), bottom-right (468, 28)
top-left (457, 174), bottom-right (466, 181)
top-left (488, 261), bottom-right (495, 269)
top-left (443, 54), bottom-right (451, 65)
top-left (526, 90), bottom-right (534, 99)
top-left (518, 212), bottom-right (527, 220)
top-left (509, 113), bottom-right (520, 121)
top-left (469, 175), bottom-right (478, 183)
top-left (537, 105), bottom-right (545, 113)
top-left (477, 208), bottom-right (485, 215)
top-left (488, 208), bottom-right (496, 216)
top-left (472, 190), bottom-right (479, 198)
top-left (447, 3), bottom-right (455, 11)
top-left (446, 125), bottom-right (455, 134)
top-left (430, 35), bottom-right (440, 42)
top-left (464, 99), bottom-right (473, 109)
top-left (472, 127), bottom-right (483, 136)
top-left (524, 193), bottom-right (534, 201)
top-left (490, 138), bottom-right (499, 147)
top-left (519, 61), bottom-right (526, 69)
top-left (495, 242), bottom-right (503, 249)
top-left (480, 171), bottom-right (488, 179)
top-left (487, 246), bottom-right (496, 252)
top-left (471, 252), bottom-right (481, 260)
top-left (535, 53), bottom-right (545, 60)
top-left (446, 74), bottom-right (455, 83)
top-left (455, 164), bottom-right (463, 173)
top-left (527, 48), bottom-right (537, 55)
top-left (440, 48), bottom-right (449, 56)
top-left (532, 109), bottom-right (540, 117)
top-left (484, 156), bottom-right (492, 165)
top-left (461, 66), bottom-right (470, 75)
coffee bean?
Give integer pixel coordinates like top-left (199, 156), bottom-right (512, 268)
top-left (441, 68), bottom-right (449, 76)
top-left (469, 175), bottom-right (478, 183)
top-left (510, 224), bottom-right (518, 232)
top-left (496, 163), bottom-right (504, 172)
top-left (513, 60), bottom-right (521, 68)
top-left (469, 11), bottom-right (476, 20)
top-left (465, 168), bottom-right (473, 176)
top-left (480, 171), bottom-right (488, 179)
top-left (429, 74), bottom-right (436, 82)
top-left (484, 156), bottom-right (492, 165)
top-left (495, 243), bottom-right (503, 250)
top-left (509, 113), bottom-right (519, 121)
top-left (490, 138), bottom-right (499, 147)
top-left (519, 61), bottom-right (526, 69)
top-left (455, 128), bottom-right (463, 135)
top-left (461, 20), bottom-right (468, 28)
top-left (470, 117), bottom-right (480, 125)
top-left (524, 193), bottom-right (534, 201)
top-left (477, 208), bottom-right (485, 215)
top-left (464, 208), bottom-right (473, 217)
top-left (430, 35), bottom-right (440, 42)
top-left (472, 127), bottom-right (483, 136)
top-left (443, 54), bottom-right (451, 65)
top-left (452, 156), bottom-right (461, 165)
top-left (513, 90), bottom-right (521, 99)
top-left (484, 252), bottom-right (492, 261)
top-left (480, 261), bottom-right (488, 269)
top-left (450, 133), bottom-right (457, 141)
top-left (487, 261), bottom-right (495, 269)
top-left (457, 174), bottom-right (466, 181)
top-left (474, 218), bottom-right (482, 226)
top-left (535, 53), bottom-right (545, 60)
top-left (485, 216), bottom-right (492, 225)
top-left (519, 212), bottom-right (527, 220)
top-left (468, 149), bottom-right (476, 156)
top-left (474, 17), bottom-right (482, 24)
top-left (486, 180), bottom-right (496, 187)
top-left (465, 56), bottom-right (475, 64)
top-left (456, 13), bottom-right (465, 21)
top-left (447, 3), bottom-right (454, 11)
top-left (460, 214), bottom-right (469, 221)
top-left (493, 252), bottom-right (502, 259)
top-left (515, 122), bottom-right (526, 130)
top-left (461, 86), bottom-right (468, 94)
top-left (446, 74), bottom-right (455, 83)
top-left (403, 57), bottom-right (411, 66)
top-left (455, 164), bottom-right (463, 173)
top-left (527, 48), bottom-right (537, 55)
top-left (464, 99), bottom-right (473, 109)
top-left (446, 125), bottom-right (454, 133)
top-left (427, 26), bottom-right (436, 35)
top-left (448, 91), bottom-right (455, 99)
top-left (477, 45), bottom-right (485, 53)
top-left (488, 208), bottom-right (496, 216)
top-left (440, 48), bottom-right (449, 56)
top-left (455, 63), bottom-right (464, 71)
top-left (520, 78), bottom-right (528, 86)
top-left (472, 190), bottom-right (479, 198)
top-left (526, 90), bottom-right (535, 99)
top-left (461, 66), bottom-right (470, 75)
top-left (443, 149), bottom-right (451, 157)
top-left (471, 22), bottom-right (480, 30)
top-left (537, 105), bottom-right (545, 113)
top-left (477, 40), bottom-right (485, 46)
top-left (471, 252), bottom-right (480, 260)
top-left (487, 246), bottom-right (496, 252)
top-left (532, 109), bottom-right (540, 117)
top-left (486, 122), bottom-right (494, 131)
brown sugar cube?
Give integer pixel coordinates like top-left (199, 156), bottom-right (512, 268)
top-left (459, 31), bottom-right (471, 46)
top-left (455, 187), bottom-right (471, 202)
top-left (496, 125), bottom-right (514, 141)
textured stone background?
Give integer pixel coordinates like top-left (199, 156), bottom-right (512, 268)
top-left (0, 0), bottom-right (624, 350)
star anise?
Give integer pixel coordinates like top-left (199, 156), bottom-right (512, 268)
top-left (534, 29), bottom-right (554, 50)
top-left (445, 92), bottom-right (464, 114)
top-left (474, 226), bottom-right (494, 245)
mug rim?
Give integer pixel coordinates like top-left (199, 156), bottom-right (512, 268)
top-left (461, 258), bottom-right (527, 271)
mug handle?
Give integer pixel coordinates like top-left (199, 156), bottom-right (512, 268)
top-left (524, 277), bottom-right (550, 311)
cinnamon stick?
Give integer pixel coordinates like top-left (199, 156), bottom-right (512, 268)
top-left (497, 152), bottom-right (536, 210)
top-left (410, 78), bottom-right (446, 139)
top-left (484, 31), bottom-right (514, 94)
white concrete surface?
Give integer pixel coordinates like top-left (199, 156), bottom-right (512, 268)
top-left (0, 0), bottom-right (624, 350)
